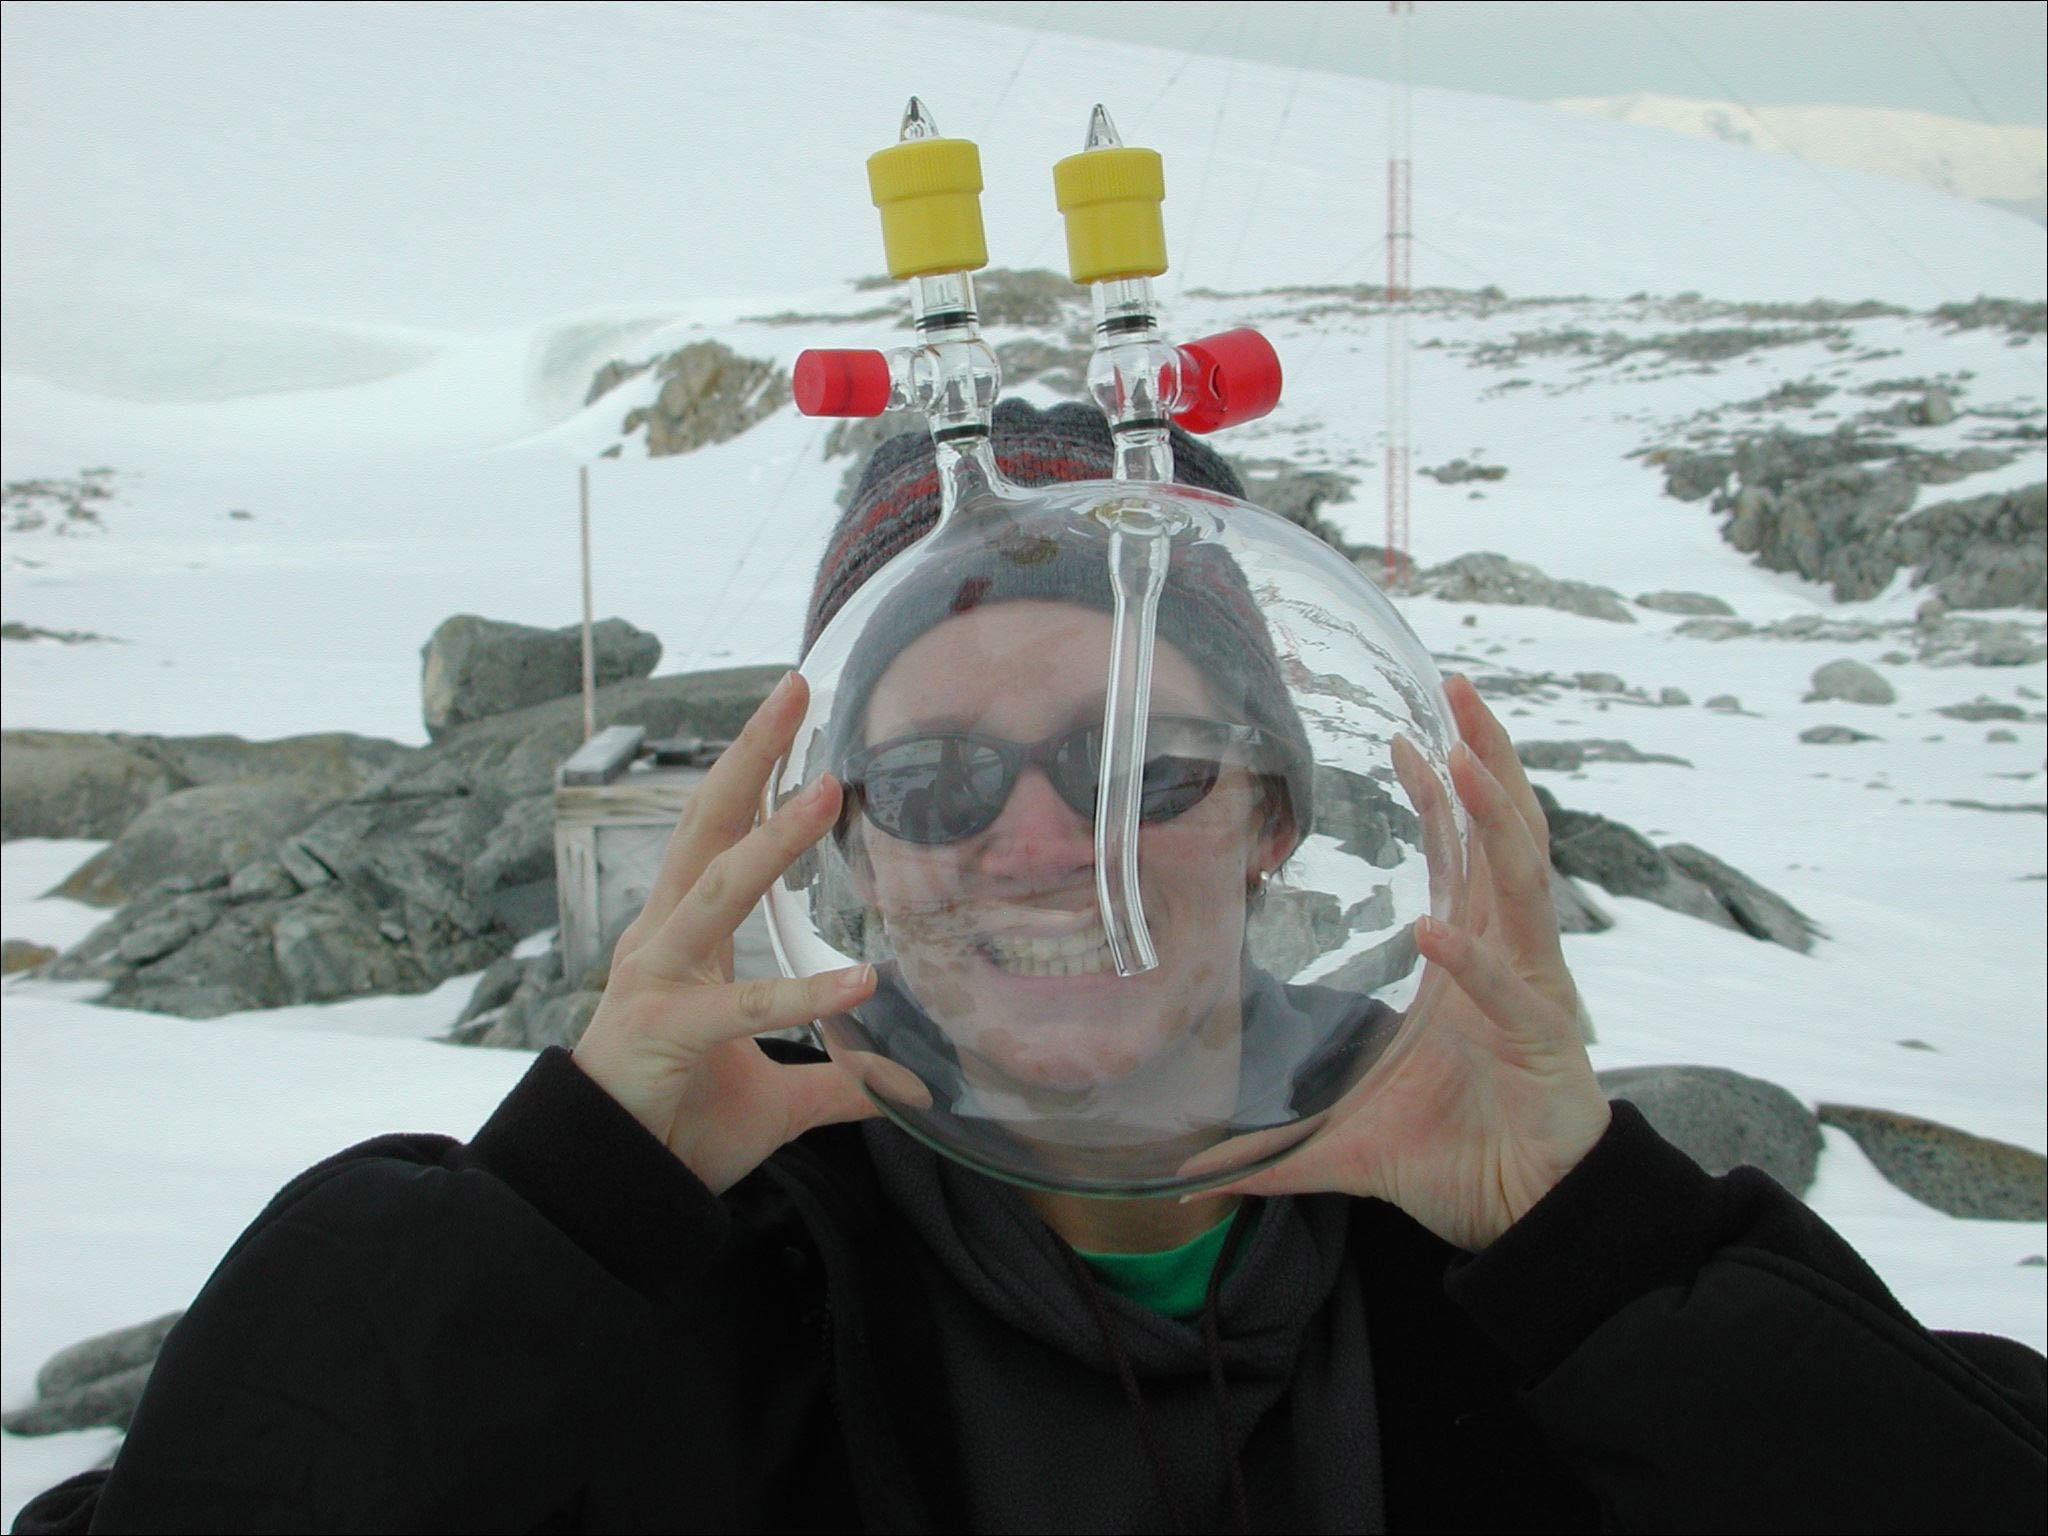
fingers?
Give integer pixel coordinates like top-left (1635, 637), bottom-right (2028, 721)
top-left (1414, 914), bottom-right (1568, 1053)
top-left (1449, 739), bottom-right (1563, 967)
top-left (637, 670), bottom-right (812, 930)
top-left (649, 773), bottom-right (845, 970)
top-left (1391, 733), bottom-right (1463, 901)
top-left (780, 1060), bottom-right (886, 1137)
top-left (616, 960), bottom-right (877, 1048)
top-left (1444, 673), bottom-right (1550, 858)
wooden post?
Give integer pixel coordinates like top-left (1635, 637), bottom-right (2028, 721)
top-left (579, 464), bottom-right (596, 742)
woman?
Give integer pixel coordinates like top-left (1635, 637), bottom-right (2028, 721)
top-left (18, 403), bottom-right (2045, 1534)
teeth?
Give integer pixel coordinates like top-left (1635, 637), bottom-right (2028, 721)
top-left (985, 929), bottom-right (1114, 978)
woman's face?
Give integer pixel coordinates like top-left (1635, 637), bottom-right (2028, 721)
top-left (851, 600), bottom-right (1287, 1106)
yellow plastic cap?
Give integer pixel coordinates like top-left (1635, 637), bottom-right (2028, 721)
top-left (1052, 146), bottom-right (1166, 283)
top-left (867, 137), bottom-right (988, 279)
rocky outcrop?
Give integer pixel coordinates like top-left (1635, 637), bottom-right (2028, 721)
top-left (1660, 425), bottom-right (2040, 610)
top-left (1598, 1065), bottom-right (1822, 1195)
top-left (1415, 552), bottom-right (1635, 624)
top-left (2, 731), bottom-right (175, 841)
top-left (54, 781), bottom-right (343, 907)
top-left (1671, 608), bottom-right (2045, 669)
top-left (43, 664), bottom-right (787, 1019)
top-left (1634, 589), bottom-right (1733, 616)
top-left (1532, 786), bottom-right (1820, 953)
top-left (421, 614), bottom-right (661, 740)
top-left (1420, 458), bottom-right (1506, 484)
top-left (1803, 658), bottom-right (1896, 706)
top-left (2, 938), bottom-right (57, 973)
top-left (994, 338), bottom-right (1087, 397)
top-left (1816, 1105), bottom-right (2047, 1219)
top-left (0, 1311), bottom-right (181, 1437)
top-left (1885, 484), bottom-right (2047, 610)
top-left (611, 340), bottom-right (787, 457)
top-left (1, 729), bottom-right (411, 844)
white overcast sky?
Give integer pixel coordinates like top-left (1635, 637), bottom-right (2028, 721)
top-left (885, 1), bottom-right (2047, 124)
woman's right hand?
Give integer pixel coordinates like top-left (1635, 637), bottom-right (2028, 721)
top-left (570, 671), bottom-right (881, 1196)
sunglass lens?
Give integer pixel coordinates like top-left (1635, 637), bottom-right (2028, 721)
top-left (863, 738), bottom-right (1009, 843)
top-left (1140, 752), bottom-right (1223, 819)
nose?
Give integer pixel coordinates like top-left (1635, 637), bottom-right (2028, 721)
top-left (972, 764), bottom-right (1095, 884)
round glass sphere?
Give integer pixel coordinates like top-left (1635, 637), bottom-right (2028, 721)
top-left (765, 475), bottom-right (1470, 1196)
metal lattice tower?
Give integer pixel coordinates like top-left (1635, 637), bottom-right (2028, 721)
top-left (1383, 0), bottom-right (1414, 591)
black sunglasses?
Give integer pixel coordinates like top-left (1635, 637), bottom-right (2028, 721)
top-left (840, 716), bottom-right (1276, 846)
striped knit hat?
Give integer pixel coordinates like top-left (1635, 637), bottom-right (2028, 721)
top-left (804, 399), bottom-right (1314, 843)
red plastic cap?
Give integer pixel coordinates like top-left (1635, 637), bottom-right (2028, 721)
top-left (793, 350), bottom-right (892, 417)
top-left (1171, 328), bottom-right (1283, 434)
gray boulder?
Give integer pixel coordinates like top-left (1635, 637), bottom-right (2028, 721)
top-left (1549, 867), bottom-right (1613, 934)
top-left (46, 665), bottom-right (787, 1021)
top-left (1651, 448), bottom-right (1733, 503)
top-left (1973, 629), bottom-right (2045, 667)
top-left (1723, 466), bottom-right (1916, 603)
top-left (1890, 483), bottom-right (2045, 611)
top-left (1804, 658), bottom-right (1895, 705)
top-left (1309, 764), bottom-right (1422, 868)
top-left (0, 731), bottom-right (172, 840)
top-left (993, 337), bottom-right (1088, 397)
top-left (1533, 787), bottom-right (1813, 951)
top-left (1816, 1105), bottom-right (2047, 1219)
top-left (971, 268), bottom-right (1079, 327)
top-left (1599, 1065), bottom-right (1821, 1195)
top-left (1537, 792), bottom-right (1738, 934)
top-left (1635, 590), bottom-right (1735, 616)
top-left (1420, 458), bottom-right (1507, 484)
top-left (1661, 843), bottom-right (1821, 953)
top-left (53, 781), bottom-right (339, 907)
top-left (1575, 739), bottom-right (1693, 768)
top-left (1247, 888), bottom-right (1350, 981)
top-left (1693, 423), bottom-right (2042, 609)
top-left (1675, 618), bottom-right (1756, 642)
top-left (1934, 698), bottom-right (2025, 722)
top-left (483, 987), bottom-right (602, 1050)
top-left (1, 1363), bottom-right (153, 1437)
top-left (1703, 694), bottom-right (1745, 713)
top-left (1231, 460), bottom-right (1361, 549)
top-left (455, 903), bottom-right (782, 1050)
top-left (3, 938), bottom-right (58, 973)
top-left (1417, 552), bottom-right (1635, 624)
top-left (34, 1311), bottom-right (181, 1401)
top-left (1517, 740), bottom-right (1585, 772)
top-left (1800, 724), bottom-right (1881, 744)
top-left (421, 614), bottom-right (662, 740)
top-left (1, 728), bottom-right (411, 845)
top-left (2, 1310), bottom-right (182, 1438)
top-left (617, 340), bottom-right (787, 458)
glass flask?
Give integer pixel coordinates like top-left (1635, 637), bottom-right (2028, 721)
top-left (766, 102), bottom-right (1470, 1196)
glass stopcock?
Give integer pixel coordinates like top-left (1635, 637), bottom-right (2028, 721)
top-left (765, 102), bottom-right (1470, 1197)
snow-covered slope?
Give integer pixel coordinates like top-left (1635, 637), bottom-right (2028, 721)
top-left (1552, 93), bottom-right (2046, 215)
top-left (2, 3), bottom-right (2043, 1521)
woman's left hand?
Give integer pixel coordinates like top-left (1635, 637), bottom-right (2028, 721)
top-left (1211, 672), bottom-right (1611, 1252)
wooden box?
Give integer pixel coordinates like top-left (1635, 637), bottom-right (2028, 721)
top-left (553, 727), bottom-right (776, 987)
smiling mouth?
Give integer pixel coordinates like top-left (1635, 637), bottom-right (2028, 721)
top-left (979, 928), bottom-right (1116, 978)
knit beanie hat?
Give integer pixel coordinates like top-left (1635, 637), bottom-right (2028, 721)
top-left (803, 399), bottom-right (1315, 843)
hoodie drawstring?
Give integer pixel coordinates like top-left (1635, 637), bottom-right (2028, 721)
top-left (1054, 1206), bottom-right (1256, 1536)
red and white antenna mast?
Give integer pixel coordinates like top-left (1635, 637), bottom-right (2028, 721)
top-left (1383, 0), bottom-right (1414, 590)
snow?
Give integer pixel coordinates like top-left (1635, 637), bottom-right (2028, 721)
top-left (2, 1), bottom-right (2044, 1521)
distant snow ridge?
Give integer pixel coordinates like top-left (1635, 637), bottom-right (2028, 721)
top-left (1551, 94), bottom-right (2047, 222)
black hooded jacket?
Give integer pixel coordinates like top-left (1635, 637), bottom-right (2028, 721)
top-left (14, 1043), bottom-right (2046, 1534)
